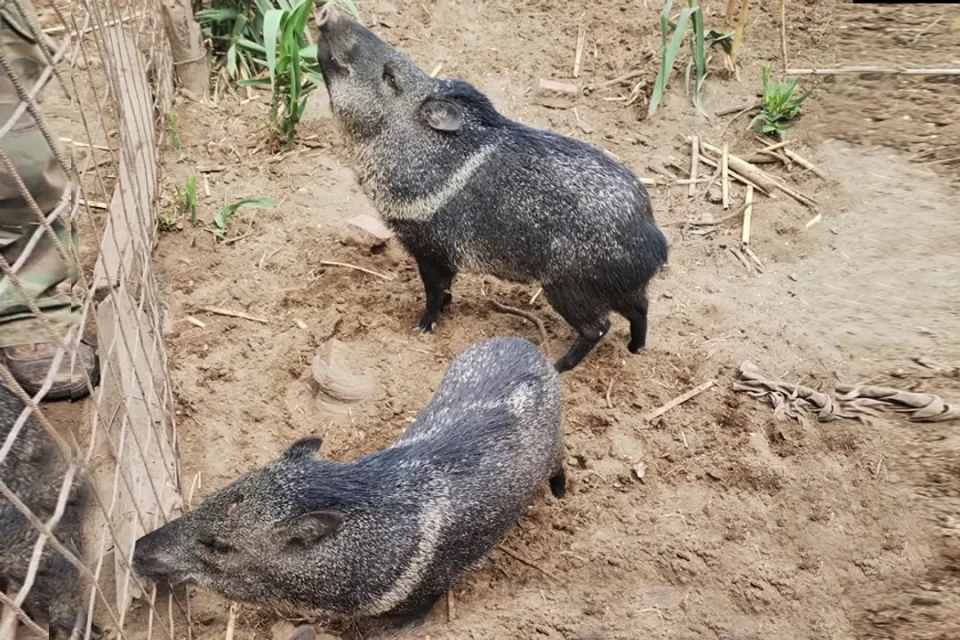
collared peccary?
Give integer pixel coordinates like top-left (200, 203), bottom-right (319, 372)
top-left (314, 4), bottom-right (669, 373)
top-left (132, 336), bottom-right (565, 622)
top-left (0, 383), bottom-right (99, 639)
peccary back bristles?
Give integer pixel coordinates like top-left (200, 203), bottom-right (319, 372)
top-left (132, 336), bottom-right (565, 621)
top-left (0, 384), bottom-right (94, 638)
top-left (315, 5), bottom-right (670, 372)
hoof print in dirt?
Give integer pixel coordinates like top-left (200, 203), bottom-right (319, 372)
top-left (309, 338), bottom-right (377, 414)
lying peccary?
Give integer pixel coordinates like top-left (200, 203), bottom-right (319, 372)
top-left (132, 336), bottom-right (565, 621)
top-left (0, 383), bottom-right (99, 639)
top-left (314, 4), bottom-right (669, 372)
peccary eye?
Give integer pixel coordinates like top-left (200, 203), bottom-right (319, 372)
top-left (382, 66), bottom-right (399, 92)
top-left (198, 535), bottom-right (234, 554)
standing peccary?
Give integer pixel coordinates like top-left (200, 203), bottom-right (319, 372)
top-left (0, 383), bottom-right (100, 639)
top-left (132, 336), bottom-right (565, 622)
top-left (314, 3), bottom-right (669, 372)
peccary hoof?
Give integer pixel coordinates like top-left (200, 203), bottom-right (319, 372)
top-left (414, 315), bottom-right (439, 333)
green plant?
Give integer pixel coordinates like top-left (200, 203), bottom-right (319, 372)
top-left (169, 111), bottom-right (181, 151)
top-left (159, 212), bottom-right (177, 231)
top-left (175, 175), bottom-right (198, 226)
top-left (253, 0), bottom-right (322, 147)
top-left (649, 0), bottom-right (732, 117)
top-left (749, 66), bottom-right (810, 136)
top-left (213, 197), bottom-right (277, 240)
top-left (197, 0), bottom-right (361, 146)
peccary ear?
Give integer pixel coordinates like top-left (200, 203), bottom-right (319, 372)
top-left (284, 437), bottom-right (323, 460)
top-left (420, 98), bottom-right (463, 132)
top-left (284, 511), bottom-right (344, 545)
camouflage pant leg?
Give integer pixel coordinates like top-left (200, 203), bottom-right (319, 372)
top-left (0, 0), bottom-right (78, 348)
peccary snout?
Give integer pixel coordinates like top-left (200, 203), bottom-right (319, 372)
top-left (133, 337), bottom-right (565, 621)
top-left (314, 4), bottom-right (670, 372)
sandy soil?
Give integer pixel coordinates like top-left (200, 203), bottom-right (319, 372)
top-left (138, 1), bottom-right (960, 639)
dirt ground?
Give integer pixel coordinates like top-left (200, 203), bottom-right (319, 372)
top-left (143, 1), bottom-right (960, 639)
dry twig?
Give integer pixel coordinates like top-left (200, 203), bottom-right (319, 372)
top-left (696, 154), bottom-right (771, 196)
top-left (730, 0), bottom-right (752, 67)
top-left (911, 14), bottom-right (944, 46)
top-left (198, 306), bottom-right (269, 324)
top-left (688, 136), bottom-right (700, 197)
top-left (743, 245), bottom-right (764, 271)
top-left (741, 184), bottom-right (754, 244)
top-left (721, 143), bottom-right (730, 209)
top-left (586, 69), bottom-right (645, 93)
top-left (719, 102), bottom-right (758, 137)
top-left (497, 545), bottom-right (561, 582)
top-left (786, 66), bottom-right (960, 76)
top-left (700, 139), bottom-right (819, 209)
top-left (574, 20), bottom-right (586, 78)
top-left (644, 379), bottom-right (716, 422)
top-left (779, 0), bottom-right (788, 71)
top-left (447, 590), bottom-right (456, 622)
top-left (729, 246), bottom-right (753, 273)
top-left (225, 603), bottom-right (240, 640)
top-left (717, 101), bottom-right (760, 117)
top-left (697, 138), bottom-right (780, 193)
top-left (319, 260), bottom-right (395, 281)
top-left (491, 301), bottom-right (548, 350)
top-left (782, 148), bottom-right (828, 179)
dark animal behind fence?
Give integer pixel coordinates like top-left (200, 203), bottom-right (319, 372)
top-left (0, 383), bottom-right (97, 639)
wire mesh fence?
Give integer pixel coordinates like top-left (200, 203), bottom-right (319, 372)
top-left (0, 0), bottom-right (183, 638)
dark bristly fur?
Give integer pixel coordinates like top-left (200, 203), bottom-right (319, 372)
top-left (132, 337), bottom-right (565, 622)
top-left (313, 3), bottom-right (670, 372)
top-left (0, 384), bottom-right (99, 639)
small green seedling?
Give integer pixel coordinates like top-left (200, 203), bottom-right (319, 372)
top-left (159, 212), bottom-right (177, 231)
top-left (174, 175), bottom-right (198, 227)
top-left (213, 197), bottom-right (277, 240)
top-left (169, 111), bottom-right (181, 151)
top-left (750, 66), bottom-right (811, 136)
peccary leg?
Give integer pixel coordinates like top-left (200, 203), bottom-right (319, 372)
top-left (545, 286), bottom-right (611, 372)
top-left (414, 257), bottom-right (455, 333)
top-left (549, 467), bottom-right (566, 499)
top-left (616, 290), bottom-right (649, 353)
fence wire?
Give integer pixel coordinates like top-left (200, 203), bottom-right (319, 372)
top-left (0, 0), bottom-right (183, 639)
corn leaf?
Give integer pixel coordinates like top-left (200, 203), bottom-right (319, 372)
top-left (690, 2), bottom-right (707, 117)
top-left (227, 43), bottom-right (238, 77)
top-left (195, 8), bottom-right (239, 23)
top-left (649, 4), bottom-right (697, 116)
top-left (213, 198), bottom-right (277, 239)
top-left (263, 9), bottom-right (284, 79)
top-left (336, 0), bottom-right (362, 21)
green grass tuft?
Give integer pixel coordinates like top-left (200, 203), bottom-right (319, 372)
top-left (749, 66), bottom-right (811, 136)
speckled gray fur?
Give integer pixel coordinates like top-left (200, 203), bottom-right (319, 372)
top-left (132, 336), bottom-right (565, 620)
top-left (0, 384), bottom-right (96, 639)
top-left (314, 4), bottom-right (669, 372)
